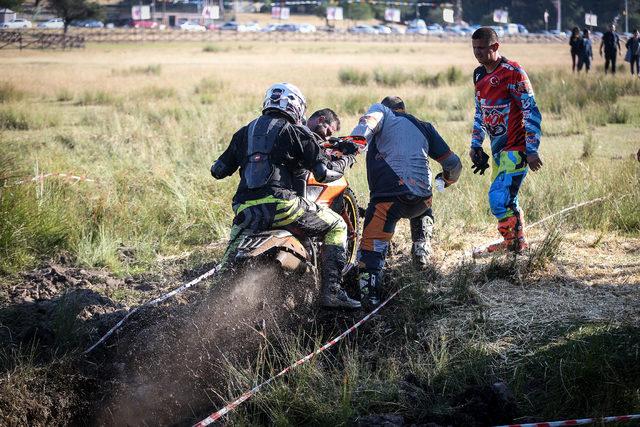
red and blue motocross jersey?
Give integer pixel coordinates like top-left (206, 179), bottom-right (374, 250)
top-left (471, 57), bottom-right (542, 156)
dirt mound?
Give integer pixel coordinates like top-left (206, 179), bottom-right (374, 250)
top-left (0, 264), bottom-right (128, 354)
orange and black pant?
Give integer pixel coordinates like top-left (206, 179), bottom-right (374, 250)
top-left (358, 195), bottom-right (432, 276)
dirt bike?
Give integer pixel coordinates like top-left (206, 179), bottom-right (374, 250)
top-left (234, 136), bottom-right (365, 284)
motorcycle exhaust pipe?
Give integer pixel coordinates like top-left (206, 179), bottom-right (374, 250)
top-left (275, 250), bottom-right (303, 272)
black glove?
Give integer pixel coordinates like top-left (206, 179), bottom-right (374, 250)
top-left (470, 147), bottom-right (490, 175)
top-left (336, 138), bottom-right (359, 155)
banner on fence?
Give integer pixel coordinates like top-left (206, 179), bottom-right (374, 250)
top-left (585, 13), bottom-right (597, 26)
top-left (271, 6), bottom-right (290, 19)
top-left (131, 5), bottom-right (151, 20)
top-left (384, 8), bottom-right (401, 23)
top-left (493, 9), bottom-right (508, 24)
top-left (202, 6), bottom-right (220, 19)
top-left (443, 8), bottom-right (454, 24)
top-left (326, 6), bottom-right (343, 20)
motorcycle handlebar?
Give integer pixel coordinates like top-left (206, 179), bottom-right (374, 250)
top-left (322, 136), bottom-right (367, 155)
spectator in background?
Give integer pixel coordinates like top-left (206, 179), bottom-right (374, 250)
top-left (600, 24), bottom-right (621, 75)
top-left (569, 27), bottom-right (582, 72)
top-left (578, 29), bottom-right (593, 73)
top-left (625, 29), bottom-right (640, 77)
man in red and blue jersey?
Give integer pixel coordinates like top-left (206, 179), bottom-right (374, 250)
top-left (469, 27), bottom-right (543, 257)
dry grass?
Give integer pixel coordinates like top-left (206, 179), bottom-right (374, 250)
top-left (0, 40), bottom-right (638, 424)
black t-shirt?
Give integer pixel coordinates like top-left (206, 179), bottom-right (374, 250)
top-left (569, 36), bottom-right (582, 54)
top-left (602, 31), bottom-right (620, 52)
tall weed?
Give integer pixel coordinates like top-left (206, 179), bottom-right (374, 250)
top-left (338, 68), bottom-right (370, 86)
top-left (0, 82), bottom-right (24, 103)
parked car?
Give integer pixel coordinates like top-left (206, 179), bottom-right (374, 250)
top-left (218, 21), bottom-right (243, 31)
top-left (427, 23), bottom-right (444, 34)
top-left (38, 18), bottom-right (64, 29)
top-left (180, 20), bottom-right (205, 31)
top-left (549, 29), bottom-right (567, 38)
top-left (261, 23), bottom-right (281, 32)
top-left (406, 18), bottom-right (427, 35)
top-left (388, 24), bottom-right (405, 34)
top-left (243, 22), bottom-right (260, 32)
top-left (70, 19), bottom-right (104, 28)
top-left (372, 24), bottom-right (392, 34)
top-left (317, 25), bottom-right (339, 33)
top-left (298, 23), bottom-right (316, 33)
top-left (133, 20), bottom-right (158, 29)
top-left (349, 24), bottom-right (377, 34)
top-left (489, 25), bottom-right (505, 37)
top-left (1, 18), bottom-right (33, 29)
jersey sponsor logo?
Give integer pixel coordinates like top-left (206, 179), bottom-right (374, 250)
top-left (515, 79), bottom-right (532, 94)
top-left (525, 131), bottom-right (537, 145)
top-left (482, 108), bottom-right (507, 137)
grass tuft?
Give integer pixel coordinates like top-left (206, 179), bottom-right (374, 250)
top-left (373, 68), bottom-right (412, 87)
top-left (338, 68), bottom-right (369, 86)
top-left (0, 82), bottom-right (25, 103)
top-left (112, 64), bottom-right (162, 76)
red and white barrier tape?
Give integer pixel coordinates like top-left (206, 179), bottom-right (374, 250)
top-left (193, 284), bottom-right (411, 427)
top-left (83, 264), bottom-right (221, 354)
top-left (4, 172), bottom-right (97, 187)
top-left (470, 196), bottom-right (609, 255)
top-left (495, 413), bottom-right (640, 427)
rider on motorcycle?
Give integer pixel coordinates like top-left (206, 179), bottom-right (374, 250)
top-left (211, 83), bottom-right (361, 309)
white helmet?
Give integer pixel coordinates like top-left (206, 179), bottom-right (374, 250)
top-left (262, 83), bottom-right (307, 125)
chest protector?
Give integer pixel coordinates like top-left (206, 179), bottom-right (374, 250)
top-left (244, 116), bottom-right (286, 189)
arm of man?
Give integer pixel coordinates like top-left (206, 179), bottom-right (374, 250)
top-left (424, 121), bottom-right (462, 186)
top-left (469, 92), bottom-right (487, 158)
top-left (285, 125), bottom-right (353, 183)
top-left (211, 127), bottom-right (244, 179)
top-left (510, 67), bottom-right (543, 171)
top-left (350, 103), bottom-right (386, 143)
top-left (599, 38), bottom-right (604, 56)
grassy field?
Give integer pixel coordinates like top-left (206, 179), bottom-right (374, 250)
top-left (0, 41), bottom-right (639, 425)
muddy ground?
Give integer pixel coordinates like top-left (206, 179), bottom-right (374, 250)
top-left (0, 231), bottom-right (639, 426)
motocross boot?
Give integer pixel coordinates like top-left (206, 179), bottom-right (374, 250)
top-left (320, 245), bottom-right (361, 309)
top-left (358, 271), bottom-right (381, 310)
top-left (474, 214), bottom-right (527, 257)
top-left (410, 214), bottom-right (434, 269)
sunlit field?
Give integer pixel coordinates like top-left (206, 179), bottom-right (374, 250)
top-left (1, 41), bottom-right (639, 425)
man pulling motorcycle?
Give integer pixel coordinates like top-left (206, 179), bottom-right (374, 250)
top-left (210, 83), bottom-right (361, 309)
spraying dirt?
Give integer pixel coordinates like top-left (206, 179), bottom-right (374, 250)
top-left (96, 264), bottom-right (320, 425)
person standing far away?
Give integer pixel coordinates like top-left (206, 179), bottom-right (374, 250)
top-left (578, 29), bottom-right (594, 73)
top-left (601, 23), bottom-right (622, 75)
top-left (469, 27), bottom-right (543, 258)
top-left (625, 29), bottom-right (640, 77)
top-left (569, 27), bottom-right (582, 72)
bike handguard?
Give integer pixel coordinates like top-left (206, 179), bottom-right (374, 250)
top-left (324, 136), bottom-right (367, 155)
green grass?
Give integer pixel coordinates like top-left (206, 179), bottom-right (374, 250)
top-left (0, 62), bottom-right (637, 275)
top-left (1, 43), bottom-right (640, 425)
top-left (0, 82), bottom-right (24, 103)
top-left (338, 68), bottom-right (370, 86)
top-left (112, 64), bottom-right (162, 76)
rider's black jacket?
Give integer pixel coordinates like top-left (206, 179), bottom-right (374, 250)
top-left (212, 110), bottom-right (353, 207)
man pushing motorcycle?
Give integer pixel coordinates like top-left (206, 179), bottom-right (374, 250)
top-left (211, 83), bottom-right (361, 309)
top-left (352, 96), bottom-right (463, 308)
